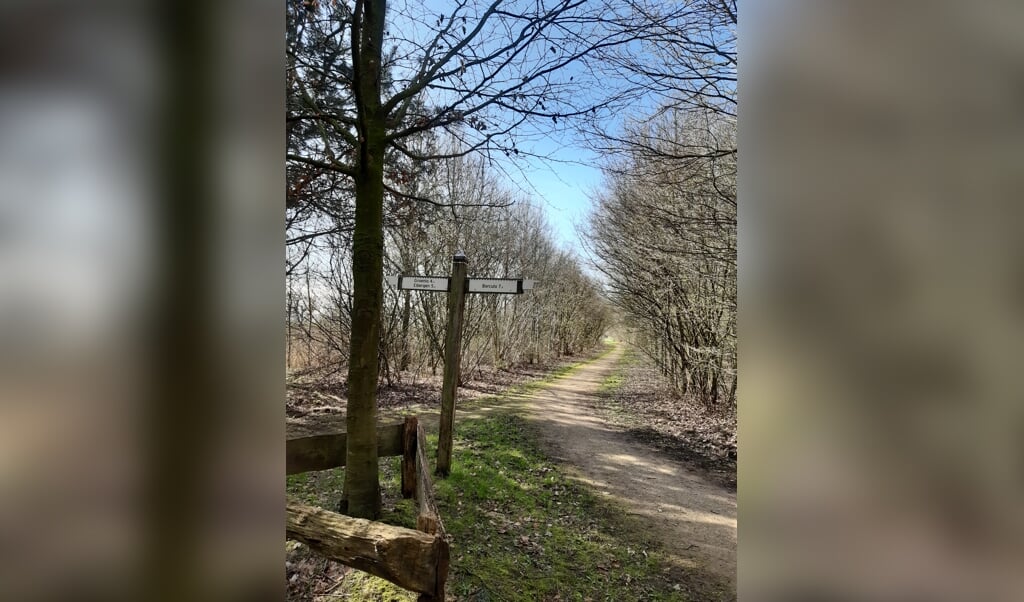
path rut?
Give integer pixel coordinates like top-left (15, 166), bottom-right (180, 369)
top-left (519, 345), bottom-right (737, 598)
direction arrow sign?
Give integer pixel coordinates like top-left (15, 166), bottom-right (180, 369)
top-left (391, 276), bottom-right (450, 292)
top-left (389, 254), bottom-right (537, 476)
top-left (467, 278), bottom-right (522, 294)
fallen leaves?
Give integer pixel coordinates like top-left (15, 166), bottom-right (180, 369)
top-left (595, 355), bottom-right (737, 490)
top-left (287, 357), bottom-right (586, 437)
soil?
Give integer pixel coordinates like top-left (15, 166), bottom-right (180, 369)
top-left (517, 345), bottom-right (738, 599)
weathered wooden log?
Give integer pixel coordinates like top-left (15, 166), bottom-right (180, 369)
top-left (421, 531), bottom-right (449, 602)
top-left (287, 422), bottom-right (405, 475)
top-left (415, 422), bottom-right (443, 535)
top-left (286, 498), bottom-right (447, 596)
top-left (401, 416), bottom-right (418, 499)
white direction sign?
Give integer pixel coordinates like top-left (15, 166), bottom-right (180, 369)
top-left (390, 275), bottom-right (450, 292)
top-left (467, 278), bottom-right (522, 294)
top-left (388, 275), bottom-right (536, 294)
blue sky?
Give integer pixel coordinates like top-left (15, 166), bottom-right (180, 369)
top-left (504, 143), bottom-right (605, 257)
top-left (530, 160), bottom-right (600, 253)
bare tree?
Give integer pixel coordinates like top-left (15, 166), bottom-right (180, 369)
top-left (584, 0), bottom-right (737, 409)
top-left (588, 108), bottom-right (736, 407)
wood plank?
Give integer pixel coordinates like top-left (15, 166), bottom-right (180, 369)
top-left (287, 497), bottom-right (443, 596)
top-left (415, 422), bottom-right (443, 535)
top-left (401, 416), bottom-right (418, 499)
top-left (287, 422), bottom-right (404, 475)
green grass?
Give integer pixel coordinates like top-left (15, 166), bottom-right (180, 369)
top-left (599, 372), bottom-right (625, 393)
top-left (286, 456), bottom-right (418, 530)
top-left (599, 352), bottom-right (632, 392)
top-left (286, 343), bottom-right (690, 601)
top-left (428, 411), bottom-right (682, 601)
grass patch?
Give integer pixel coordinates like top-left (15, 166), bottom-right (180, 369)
top-left (332, 570), bottom-right (417, 602)
top-left (286, 456), bottom-right (418, 530)
top-left (599, 351), bottom-right (633, 390)
top-left (599, 372), bottom-right (625, 393)
top-left (429, 411), bottom-right (685, 601)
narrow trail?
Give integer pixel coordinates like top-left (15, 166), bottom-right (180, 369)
top-left (518, 345), bottom-right (737, 596)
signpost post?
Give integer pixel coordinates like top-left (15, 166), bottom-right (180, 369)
top-left (435, 253), bottom-right (467, 477)
top-left (388, 252), bottom-right (535, 476)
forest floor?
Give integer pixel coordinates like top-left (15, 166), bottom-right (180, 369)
top-left (285, 355), bottom-right (582, 438)
top-left (589, 347), bottom-right (737, 491)
top-left (286, 342), bottom-right (737, 601)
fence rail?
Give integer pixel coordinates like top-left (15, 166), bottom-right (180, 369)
top-left (286, 416), bottom-right (449, 600)
top-left (286, 422), bottom-right (405, 474)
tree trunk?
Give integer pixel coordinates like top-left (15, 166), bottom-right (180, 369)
top-left (345, 0), bottom-right (387, 520)
top-left (286, 278), bottom-right (294, 370)
top-left (708, 366), bottom-right (719, 407)
top-left (491, 297), bottom-right (500, 369)
top-left (727, 368), bottom-right (737, 405)
top-left (305, 267), bottom-right (314, 364)
top-left (530, 316), bottom-right (538, 364)
top-left (400, 290), bottom-right (412, 371)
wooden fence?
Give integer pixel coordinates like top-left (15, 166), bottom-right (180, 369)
top-left (286, 416), bottom-right (449, 600)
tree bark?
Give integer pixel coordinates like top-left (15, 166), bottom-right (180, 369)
top-left (345, 0), bottom-right (387, 520)
top-left (400, 290), bottom-right (412, 371)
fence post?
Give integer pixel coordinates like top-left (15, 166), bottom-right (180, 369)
top-left (436, 251), bottom-right (467, 477)
top-left (401, 416), bottom-right (418, 498)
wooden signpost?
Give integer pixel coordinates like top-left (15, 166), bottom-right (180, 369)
top-left (388, 251), bottom-right (535, 476)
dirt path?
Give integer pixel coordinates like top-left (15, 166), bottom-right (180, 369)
top-left (518, 345), bottom-right (737, 597)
